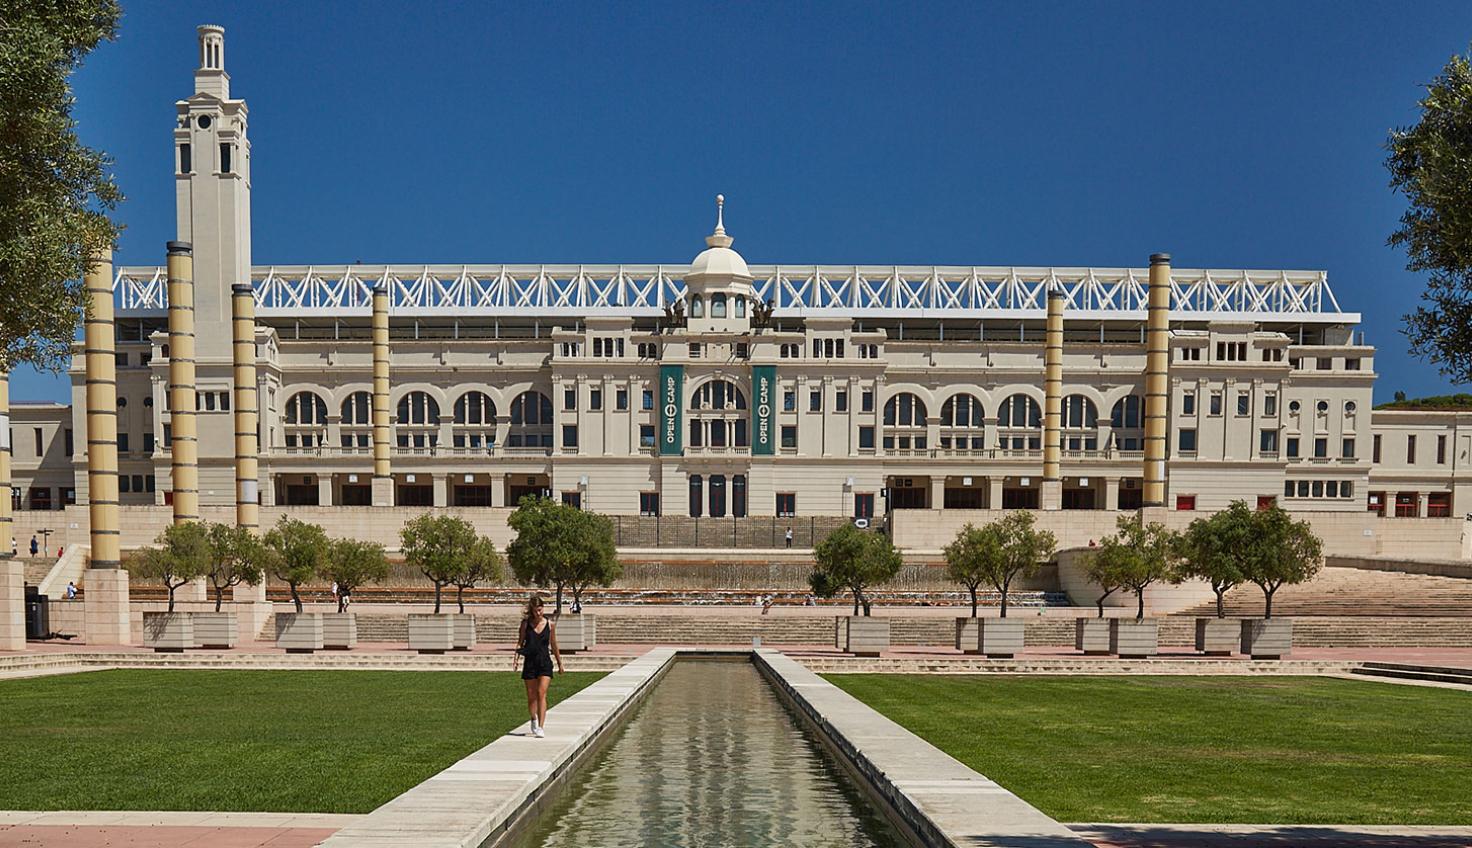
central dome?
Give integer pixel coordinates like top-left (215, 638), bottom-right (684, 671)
top-left (686, 194), bottom-right (751, 282)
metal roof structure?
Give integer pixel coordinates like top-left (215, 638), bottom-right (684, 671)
top-left (113, 263), bottom-right (1358, 324)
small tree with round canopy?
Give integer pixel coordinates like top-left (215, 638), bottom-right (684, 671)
top-left (1177, 500), bottom-right (1255, 618)
top-left (263, 516), bottom-right (326, 614)
top-left (203, 522), bottom-right (267, 613)
top-left (451, 535), bottom-right (503, 615)
top-left (399, 514), bottom-right (477, 614)
top-left (1094, 514), bottom-right (1181, 621)
top-left (130, 523), bottom-right (211, 613)
top-left (324, 537), bottom-right (390, 614)
top-left (809, 525), bottom-right (903, 617)
top-left (1243, 505), bottom-right (1324, 619)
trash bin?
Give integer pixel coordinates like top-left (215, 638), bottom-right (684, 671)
top-left (24, 586), bottom-right (49, 640)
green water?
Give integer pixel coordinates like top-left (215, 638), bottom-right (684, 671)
top-left (506, 660), bottom-right (908, 847)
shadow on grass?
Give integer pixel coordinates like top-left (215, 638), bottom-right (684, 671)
top-left (1068, 824), bottom-right (1472, 848)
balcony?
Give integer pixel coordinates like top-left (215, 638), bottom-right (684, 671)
top-left (684, 444), bottom-right (751, 456)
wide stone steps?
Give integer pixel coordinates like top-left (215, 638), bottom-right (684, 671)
top-left (1350, 661), bottom-right (1472, 686)
top-left (1176, 567), bottom-right (1472, 618)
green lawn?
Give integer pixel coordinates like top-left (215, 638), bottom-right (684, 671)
top-left (826, 675), bottom-right (1472, 825)
top-left (0, 669), bottom-right (603, 813)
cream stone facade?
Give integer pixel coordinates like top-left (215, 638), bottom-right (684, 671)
top-left (6, 26), bottom-right (1471, 532)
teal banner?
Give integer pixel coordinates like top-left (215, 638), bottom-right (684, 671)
top-left (751, 365), bottom-right (776, 455)
top-left (659, 364), bottom-right (684, 456)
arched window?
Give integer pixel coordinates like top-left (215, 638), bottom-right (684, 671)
top-left (711, 293), bottom-right (727, 318)
top-left (339, 391), bottom-right (372, 450)
top-left (735, 296), bottom-right (747, 318)
top-left (690, 295), bottom-right (704, 318)
top-left (1061, 394), bottom-right (1099, 451)
top-left (283, 391), bottom-right (327, 449)
top-left (940, 394), bottom-right (985, 452)
top-left (452, 391), bottom-right (497, 450)
top-left (395, 391), bottom-right (439, 450)
top-left (688, 380), bottom-right (748, 450)
top-left (997, 394), bottom-right (1041, 451)
top-left (1110, 395), bottom-right (1145, 451)
top-left (883, 392), bottom-right (928, 452)
top-left (508, 390), bottom-right (553, 449)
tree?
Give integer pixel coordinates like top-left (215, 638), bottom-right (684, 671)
top-left (943, 513), bottom-right (1057, 618)
top-left (451, 535), bottom-right (502, 615)
top-left (0, 0), bottom-right (123, 372)
top-left (263, 516), bottom-right (326, 614)
top-left (1386, 48), bottom-right (1472, 382)
top-left (1081, 546), bottom-right (1128, 619)
top-left (943, 522), bottom-right (1003, 617)
top-left (809, 525), bottom-right (903, 617)
top-left (1242, 505), bottom-right (1324, 619)
top-left (129, 523), bottom-right (210, 613)
top-left (507, 498), bottom-right (620, 614)
top-left (1094, 514), bottom-right (1181, 621)
top-left (400, 514), bottom-right (476, 614)
top-left (324, 537), bottom-right (389, 614)
top-left (203, 522), bottom-right (266, 613)
top-left (1176, 501), bottom-right (1254, 618)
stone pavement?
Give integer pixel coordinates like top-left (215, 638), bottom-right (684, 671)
top-left (0, 812), bottom-right (360, 848)
top-left (1073, 823), bottom-right (1472, 847)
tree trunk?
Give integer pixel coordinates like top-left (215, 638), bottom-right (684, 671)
top-left (1264, 586), bottom-right (1275, 620)
top-left (167, 584), bottom-right (176, 613)
top-left (969, 585), bottom-right (979, 618)
top-left (1135, 588), bottom-right (1145, 621)
top-left (1096, 587), bottom-right (1114, 619)
top-left (555, 582), bottom-right (565, 615)
top-left (214, 583), bottom-right (224, 613)
top-left (852, 591), bottom-right (860, 617)
top-left (290, 583), bottom-right (303, 614)
top-left (999, 578), bottom-right (1011, 618)
top-left (456, 584), bottom-right (466, 614)
top-left (433, 582), bottom-right (442, 614)
top-left (1215, 586), bottom-right (1226, 619)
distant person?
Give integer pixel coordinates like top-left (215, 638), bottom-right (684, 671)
top-left (752, 595), bottom-right (763, 608)
top-left (330, 581), bottom-right (340, 607)
top-left (513, 594), bottom-right (563, 739)
top-left (570, 597), bottom-right (582, 615)
top-left (65, 581), bottom-right (77, 600)
top-left (784, 527), bottom-right (793, 548)
top-left (29, 536), bottom-right (38, 557)
top-left (56, 546), bottom-right (62, 558)
top-left (804, 594), bottom-right (816, 607)
top-left (761, 595), bottom-right (773, 615)
top-left (339, 585), bottom-right (351, 613)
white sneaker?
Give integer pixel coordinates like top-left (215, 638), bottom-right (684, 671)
top-left (529, 719), bottom-right (540, 736)
top-left (533, 725), bottom-right (545, 738)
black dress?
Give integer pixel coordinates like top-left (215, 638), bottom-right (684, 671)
top-left (520, 620), bottom-right (554, 680)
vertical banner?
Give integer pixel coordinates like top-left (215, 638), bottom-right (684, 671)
top-left (659, 364), bottom-right (684, 456)
top-left (751, 365), bottom-right (776, 456)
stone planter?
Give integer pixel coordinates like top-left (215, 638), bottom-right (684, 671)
top-left (142, 611), bottom-right (193, 653)
top-left (321, 612), bottom-right (357, 650)
top-left (451, 613), bottom-right (477, 651)
top-left (954, 617), bottom-right (981, 654)
top-left (192, 611), bottom-right (238, 649)
top-left (408, 613), bottom-right (455, 655)
top-left (1195, 618), bottom-right (1238, 656)
top-left (275, 612), bottom-right (323, 654)
top-left (555, 614), bottom-right (596, 653)
top-left (1075, 618), bottom-right (1111, 655)
top-left (1241, 618), bottom-right (1293, 659)
top-left (836, 616), bottom-right (889, 657)
top-left (1109, 618), bottom-right (1158, 658)
top-left (979, 618), bottom-right (1026, 658)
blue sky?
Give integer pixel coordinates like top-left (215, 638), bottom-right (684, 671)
top-left (13, 0), bottom-right (1472, 402)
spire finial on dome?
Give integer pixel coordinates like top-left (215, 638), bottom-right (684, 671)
top-left (706, 193), bottom-right (733, 249)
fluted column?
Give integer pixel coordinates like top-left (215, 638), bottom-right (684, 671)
top-left (371, 284), bottom-right (394, 506)
top-left (231, 284), bottom-right (259, 531)
top-left (83, 248), bottom-right (130, 645)
top-left (0, 369), bottom-right (22, 652)
top-left (1142, 252), bottom-right (1171, 508)
top-left (1041, 289), bottom-right (1064, 510)
top-left (167, 242), bottom-right (199, 524)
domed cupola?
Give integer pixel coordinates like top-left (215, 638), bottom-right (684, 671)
top-left (684, 195), bottom-right (754, 332)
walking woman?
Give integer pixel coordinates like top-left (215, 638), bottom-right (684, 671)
top-left (513, 595), bottom-right (563, 738)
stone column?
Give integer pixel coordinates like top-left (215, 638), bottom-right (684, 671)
top-left (929, 476), bottom-right (945, 510)
top-left (0, 369), bottom-right (22, 651)
top-left (316, 474), bottom-right (334, 507)
top-left (1105, 477), bottom-right (1121, 512)
top-left (432, 473), bottom-right (448, 508)
top-left (1041, 289), bottom-right (1065, 510)
top-left (370, 284), bottom-right (394, 506)
top-left (988, 476), bottom-right (1004, 509)
top-left (83, 248), bottom-right (130, 645)
top-left (1142, 253), bottom-right (1172, 508)
top-left (231, 283), bottom-right (259, 532)
top-left (167, 242), bottom-right (199, 524)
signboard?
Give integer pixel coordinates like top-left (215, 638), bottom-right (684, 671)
top-left (659, 364), bottom-right (683, 456)
top-left (751, 365), bottom-right (776, 456)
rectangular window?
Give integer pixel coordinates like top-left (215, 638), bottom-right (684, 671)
top-left (561, 425), bottom-right (578, 448)
top-left (64, 429), bottom-right (73, 456)
top-left (639, 424), bottom-right (655, 448)
top-left (1178, 428), bottom-right (1197, 453)
top-left (642, 389), bottom-right (654, 410)
top-left (616, 389), bottom-right (628, 410)
top-left (1259, 429), bottom-right (1279, 454)
top-left (118, 432), bottom-right (130, 454)
top-left (1346, 357), bottom-right (1361, 371)
top-left (1327, 480), bottom-right (1340, 498)
top-left (689, 343), bottom-right (702, 358)
top-left (561, 491), bottom-right (581, 509)
top-left (179, 143), bottom-right (191, 173)
top-left (809, 390), bottom-right (822, 412)
top-left (144, 432), bottom-right (155, 453)
top-left (1182, 391), bottom-right (1196, 415)
top-left (163, 424), bottom-right (172, 447)
top-left (564, 388), bottom-right (576, 410)
top-left (1176, 494), bottom-right (1196, 511)
top-left (776, 492), bottom-right (796, 517)
top-left (1428, 492), bottom-right (1452, 518)
top-left (858, 426), bottom-right (875, 450)
top-left (736, 342), bottom-right (749, 359)
top-left (1237, 393), bottom-right (1250, 416)
top-left (639, 492), bottom-right (660, 516)
top-left (203, 392), bottom-right (216, 411)
top-left (1318, 357), bottom-right (1333, 370)
top-left (1209, 393), bottom-right (1222, 416)
top-left (589, 389), bottom-right (602, 410)
top-left (1408, 435), bottom-right (1417, 464)
top-left (33, 427), bottom-right (42, 456)
top-left (220, 391), bottom-right (229, 411)
top-left (1264, 394), bottom-right (1277, 416)
top-left (1286, 437), bottom-right (1299, 458)
top-left (131, 474), bottom-right (144, 494)
top-left (145, 475), bottom-right (155, 493)
top-left (1437, 434), bottom-right (1447, 464)
top-left (1284, 480), bottom-right (1294, 498)
top-left (861, 390), bottom-right (874, 413)
top-left (1314, 437), bottom-right (1327, 458)
top-left (783, 391), bottom-right (795, 412)
top-left (1342, 438), bottom-right (1355, 459)
top-left (119, 475), bottom-right (131, 493)
top-left (780, 425), bottom-right (797, 449)
top-left (1373, 434), bottom-right (1381, 463)
top-left (836, 390), bottom-right (848, 413)
top-left (219, 143), bottom-right (232, 173)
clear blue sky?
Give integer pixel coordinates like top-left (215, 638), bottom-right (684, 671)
top-left (13, 0), bottom-right (1472, 402)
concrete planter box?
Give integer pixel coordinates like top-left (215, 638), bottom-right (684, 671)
top-left (192, 611), bottom-right (238, 649)
top-left (979, 618), bottom-right (1026, 658)
top-left (556, 614), bottom-right (596, 653)
top-left (1075, 618), bottom-right (1112, 655)
top-left (142, 612), bottom-right (193, 653)
top-left (1195, 618), bottom-right (1238, 656)
top-left (451, 614), bottom-right (477, 651)
top-left (836, 616), bottom-right (889, 657)
top-left (408, 613), bottom-right (455, 655)
top-left (275, 612), bottom-right (323, 654)
top-left (1109, 618), bottom-right (1158, 658)
top-left (321, 613), bottom-right (357, 650)
top-left (954, 617), bottom-right (981, 653)
top-left (1241, 618), bottom-right (1293, 659)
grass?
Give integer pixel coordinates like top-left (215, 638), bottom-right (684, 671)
top-left (0, 669), bottom-right (603, 813)
top-left (826, 674), bottom-right (1472, 825)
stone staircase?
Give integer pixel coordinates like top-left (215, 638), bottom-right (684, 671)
top-left (1175, 567), bottom-right (1472, 618)
top-left (21, 557), bottom-right (57, 585)
top-left (1350, 661), bottom-right (1472, 686)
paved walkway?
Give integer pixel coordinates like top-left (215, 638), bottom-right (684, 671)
top-left (1073, 823), bottom-right (1472, 847)
top-left (0, 812), bottom-right (359, 848)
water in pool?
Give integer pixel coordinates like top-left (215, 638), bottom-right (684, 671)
top-left (505, 660), bottom-right (908, 847)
